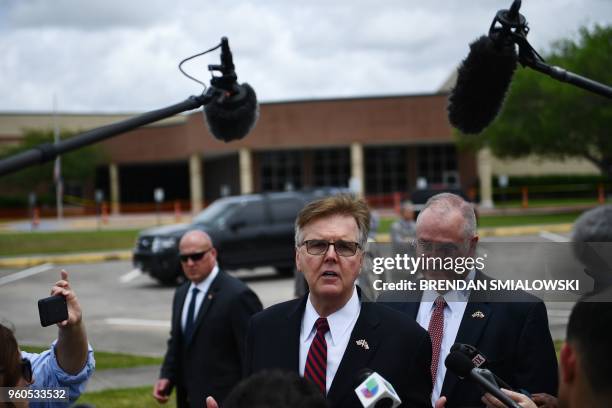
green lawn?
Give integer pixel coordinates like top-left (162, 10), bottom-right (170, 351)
top-left (493, 197), bottom-right (609, 208)
top-left (0, 211), bottom-right (584, 257)
top-left (20, 345), bottom-right (163, 371)
top-left (78, 386), bottom-right (176, 408)
top-left (378, 212), bottom-right (581, 233)
top-left (477, 212), bottom-right (582, 228)
top-left (0, 229), bottom-right (139, 257)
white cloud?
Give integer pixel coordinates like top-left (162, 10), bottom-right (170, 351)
top-left (0, 0), bottom-right (610, 112)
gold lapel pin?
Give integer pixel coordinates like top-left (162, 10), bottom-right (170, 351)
top-left (472, 311), bottom-right (485, 319)
top-left (356, 339), bottom-right (369, 350)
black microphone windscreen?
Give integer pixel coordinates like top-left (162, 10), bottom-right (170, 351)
top-left (354, 368), bottom-right (374, 388)
top-left (445, 351), bottom-right (475, 378)
top-left (204, 83), bottom-right (259, 142)
top-left (447, 35), bottom-right (517, 134)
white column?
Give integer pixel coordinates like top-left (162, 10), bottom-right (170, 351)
top-left (239, 148), bottom-right (253, 194)
top-left (350, 143), bottom-right (365, 198)
top-left (109, 163), bottom-right (120, 215)
top-left (189, 154), bottom-right (203, 214)
top-left (478, 147), bottom-right (494, 208)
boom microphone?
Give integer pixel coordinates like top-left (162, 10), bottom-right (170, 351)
top-left (450, 343), bottom-right (513, 391)
top-left (204, 37), bottom-right (259, 142)
top-left (447, 0), bottom-right (526, 134)
top-left (445, 351), bottom-right (521, 408)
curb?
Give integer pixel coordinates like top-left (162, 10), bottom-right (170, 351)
top-left (0, 251), bottom-right (132, 269)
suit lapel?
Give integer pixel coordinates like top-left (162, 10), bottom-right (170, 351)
top-left (326, 302), bottom-right (381, 405)
top-left (175, 283), bottom-right (189, 341)
top-left (185, 271), bottom-right (224, 348)
top-left (440, 298), bottom-right (492, 398)
top-left (280, 297), bottom-right (306, 373)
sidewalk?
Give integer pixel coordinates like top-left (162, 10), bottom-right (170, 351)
top-left (87, 365), bottom-right (159, 392)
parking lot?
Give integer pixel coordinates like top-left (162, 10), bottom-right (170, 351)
top-left (0, 261), bottom-right (294, 356)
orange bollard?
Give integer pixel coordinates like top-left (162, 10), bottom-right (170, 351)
top-left (598, 183), bottom-right (605, 204)
top-left (393, 192), bottom-right (402, 214)
top-left (101, 202), bottom-right (109, 224)
top-left (32, 207), bottom-right (40, 229)
top-left (174, 200), bottom-right (182, 222)
top-left (521, 187), bottom-right (529, 208)
top-left (468, 187), bottom-right (477, 202)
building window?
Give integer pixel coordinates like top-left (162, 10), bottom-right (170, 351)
top-left (313, 148), bottom-right (350, 187)
top-left (258, 150), bottom-right (303, 192)
top-left (364, 146), bottom-right (409, 194)
top-left (417, 144), bottom-right (458, 186)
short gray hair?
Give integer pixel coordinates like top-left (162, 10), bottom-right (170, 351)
top-left (572, 205), bottom-right (612, 243)
top-left (416, 192), bottom-right (477, 239)
top-left (572, 205), bottom-right (612, 266)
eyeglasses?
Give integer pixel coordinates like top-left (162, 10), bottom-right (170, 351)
top-left (21, 358), bottom-right (32, 384)
top-left (179, 249), bottom-right (212, 263)
top-left (300, 239), bottom-right (361, 257)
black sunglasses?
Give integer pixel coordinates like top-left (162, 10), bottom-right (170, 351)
top-left (179, 249), bottom-right (212, 263)
top-left (21, 358), bottom-right (32, 383)
top-left (300, 239), bottom-right (361, 257)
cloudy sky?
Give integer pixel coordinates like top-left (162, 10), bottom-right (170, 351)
top-left (1, 0), bottom-right (610, 113)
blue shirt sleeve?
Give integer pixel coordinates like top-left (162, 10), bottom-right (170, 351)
top-left (21, 340), bottom-right (95, 408)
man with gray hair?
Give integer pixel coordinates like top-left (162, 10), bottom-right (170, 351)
top-left (572, 205), bottom-right (612, 294)
top-left (381, 192), bottom-right (558, 408)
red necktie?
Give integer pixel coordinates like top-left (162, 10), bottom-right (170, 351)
top-left (304, 317), bottom-right (330, 394)
top-left (428, 296), bottom-right (446, 383)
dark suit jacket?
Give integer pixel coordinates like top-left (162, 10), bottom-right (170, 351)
top-left (380, 271), bottom-right (559, 408)
top-left (244, 290), bottom-right (433, 408)
top-left (160, 270), bottom-right (263, 408)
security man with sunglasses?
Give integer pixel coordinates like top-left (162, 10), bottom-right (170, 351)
top-left (240, 194), bottom-right (433, 408)
top-left (153, 230), bottom-right (262, 408)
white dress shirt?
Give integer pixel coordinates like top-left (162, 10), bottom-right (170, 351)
top-left (416, 269), bottom-right (475, 406)
top-left (299, 286), bottom-right (361, 393)
top-left (181, 264), bottom-right (219, 332)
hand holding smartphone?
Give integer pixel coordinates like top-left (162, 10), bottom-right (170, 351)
top-left (38, 294), bottom-right (68, 327)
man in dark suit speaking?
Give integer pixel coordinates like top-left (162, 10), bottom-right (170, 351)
top-left (244, 194), bottom-right (433, 408)
top-left (153, 230), bottom-right (263, 408)
top-left (381, 193), bottom-right (558, 408)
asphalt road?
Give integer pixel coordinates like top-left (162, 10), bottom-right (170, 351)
top-left (0, 262), bottom-right (294, 356)
top-left (0, 232), bottom-right (578, 356)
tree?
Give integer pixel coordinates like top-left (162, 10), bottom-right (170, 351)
top-left (0, 128), bottom-right (107, 204)
top-left (457, 25), bottom-right (612, 177)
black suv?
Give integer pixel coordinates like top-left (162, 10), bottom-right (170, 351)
top-left (133, 188), bottom-right (347, 284)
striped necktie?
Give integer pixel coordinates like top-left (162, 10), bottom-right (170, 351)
top-left (304, 317), bottom-right (330, 394)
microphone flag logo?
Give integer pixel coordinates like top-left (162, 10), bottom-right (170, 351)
top-left (360, 378), bottom-right (379, 398)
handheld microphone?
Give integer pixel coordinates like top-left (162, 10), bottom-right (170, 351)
top-left (204, 37), bottom-right (259, 142)
top-left (450, 343), bottom-right (513, 391)
top-left (445, 351), bottom-right (521, 408)
top-left (353, 368), bottom-right (401, 408)
top-left (447, 0), bottom-right (525, 134)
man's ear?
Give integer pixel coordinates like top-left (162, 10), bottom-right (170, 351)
top-left (295, 246), bottom-right (301, 272)
top-left (560, 342), bottom-right (577, 384)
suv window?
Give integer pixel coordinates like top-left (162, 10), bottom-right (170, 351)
top-left (270, 197), bottom-right (303, 223)
top-left (227, 199), bottom-right (266, 226)
top-left (193, 199), bottom-right (239, 225)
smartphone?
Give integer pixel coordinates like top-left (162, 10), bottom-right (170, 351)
top-left (38, 295), bottom-right (68, 327)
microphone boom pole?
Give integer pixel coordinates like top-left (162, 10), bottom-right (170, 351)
top-left (0, 92), bottom-right (213, 176)
top-left (0, 36), bottom-right (258, 176)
